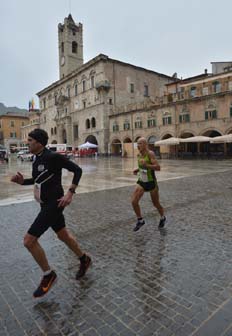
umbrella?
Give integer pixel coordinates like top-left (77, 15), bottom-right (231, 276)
top-left (155, 137), bottom-right (180, 146)
top-left (210, 134), bottom-right (232, 143)
top-left (179, 136), bottom-right (211, 143)
top-left (78, 141), bottom-right (98, 149)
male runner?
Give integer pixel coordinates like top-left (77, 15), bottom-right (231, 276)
top-left (131, 137), bottom-right (166, 231)
top-left (11, 129), bottom-right (91, 298)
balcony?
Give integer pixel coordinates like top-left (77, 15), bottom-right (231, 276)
top-left (54, 109), bottom-right (71, 121)
top-left (96, 80), bottom-right (110, 91)
top-left (55, 95), bottom-right (70, 106)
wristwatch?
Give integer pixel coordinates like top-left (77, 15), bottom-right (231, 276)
top-left (68, 187), bottom-right (76, 194)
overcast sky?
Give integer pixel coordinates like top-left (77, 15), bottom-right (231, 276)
top-left (1, 0), bottom-right (232, 109)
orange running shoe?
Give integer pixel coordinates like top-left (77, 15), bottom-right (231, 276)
top-left (33, 270), bottom-right (57, 298)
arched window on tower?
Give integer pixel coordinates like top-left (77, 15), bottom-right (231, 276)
top-left (86, 119), bottom-right (90, 129)
top-left (61, 42), bottom-right (64, 53)
top-left (91, 117), bottom-right (96, 128)
top-left (72, 41), bottom-right (78, 53)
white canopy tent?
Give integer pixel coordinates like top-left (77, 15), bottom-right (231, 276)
top-left (78, 141), bottom-right (98, 149)
top-left (179, 136), bottom-right (211, 143)
top-left (155, 137), bottom-right (180, 146)
top-left (210, 134), bottom-right (232, 143)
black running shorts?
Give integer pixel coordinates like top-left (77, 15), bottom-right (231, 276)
top-left (28, 201), bottom-right (65, 238)
top-left (137, 180), bottom-right (158, 192)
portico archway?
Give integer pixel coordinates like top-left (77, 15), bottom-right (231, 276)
top-left (148, 135), bottom-right (157, 147)
top-left (162, 133), bottom-right (173, 140)
top-left (123, 137), bottom-right (132, 157)
top-left (201, 129), bottom-right (223, 156)
top-left (180, 132), bottom-right (195, 153)
top-left (111, 139), bottom-right (122, 155)
top-left (85, 135), bottom-right (98, 145)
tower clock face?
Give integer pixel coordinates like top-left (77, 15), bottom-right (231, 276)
top-left (61, 56), bottom-right (65, 66)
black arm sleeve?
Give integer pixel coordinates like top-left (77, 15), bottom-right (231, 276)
top-left (22, 178), bottom-right (34, 185)
top-left (55, 154), bottom-right (82, 185)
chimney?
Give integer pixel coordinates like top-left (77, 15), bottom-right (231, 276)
top-left (204, 69), bottom-right (208, 74)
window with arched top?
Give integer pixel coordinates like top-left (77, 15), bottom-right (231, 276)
top-left (74, 84), bottom-right (78, 96)
top-left (91, 76), bottom-right (95, 88)
top-left (54, 127), bottom-right (57, 135)
top-left (51, 128), bottom-right (53, 135)
top-left (86, 119), bottom-right (90, 129)
top-left (91, 117), bottom-right (96, 128)
top-left (82, 80), bottom-right (86, 92)
top-left (72, 41), bottom-right (78, 53)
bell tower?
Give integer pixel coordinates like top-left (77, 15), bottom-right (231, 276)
top-left (58, 14), bottom-right (83, 79)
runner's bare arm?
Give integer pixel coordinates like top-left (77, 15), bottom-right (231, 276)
top-left (133, 168), bottom-right (139, 175)
top-left (145, 151), bottom-right (161, 171)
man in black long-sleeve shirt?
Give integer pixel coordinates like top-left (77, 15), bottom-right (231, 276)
top-left (11, 129), bottom-right (91, 298)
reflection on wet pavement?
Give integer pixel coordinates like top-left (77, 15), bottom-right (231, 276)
top-left (2, 167), bottom-right (232, 334)
top-left (1, 156), bottom-right (232, 205)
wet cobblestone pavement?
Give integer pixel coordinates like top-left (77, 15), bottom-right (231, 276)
top-left (1, 170), bottom-right (232, 335)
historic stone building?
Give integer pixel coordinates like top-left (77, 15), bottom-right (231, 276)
top-left (0, 113), bottom-right (29, 151)
top-left (36, 14), bottom-right (174, 153)
top-left (36, 14), bottom-right (232, 157)
top-left (110, 62), bottom-right (232, 157)
top-left (21, 109), bottom-right (41, 143)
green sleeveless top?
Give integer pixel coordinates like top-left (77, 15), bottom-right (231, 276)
top-left (138, 152), bottom-right (155, 183)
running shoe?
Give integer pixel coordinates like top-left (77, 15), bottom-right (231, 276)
top-left (158, 216), bottom-right (166, 229)
top-left (76, 254), bottom-right (92, 279)
top-left (33, 270), bottom-right (57, 298)
top-left (133, 219), bottom-right (145, 232)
